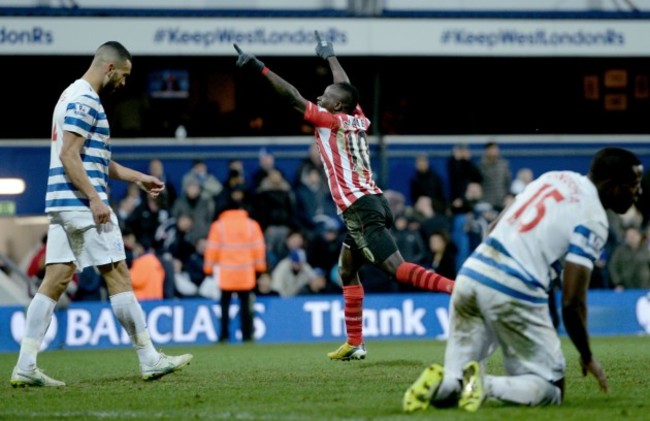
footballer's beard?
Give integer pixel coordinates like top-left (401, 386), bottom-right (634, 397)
top-left (101, 73), bottom-right (122, 95)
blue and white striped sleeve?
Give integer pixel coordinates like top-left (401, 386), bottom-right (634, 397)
top-left (62, 94), bottom-right (99, 139)
top-left (565, 222), bottom-right (608, 270)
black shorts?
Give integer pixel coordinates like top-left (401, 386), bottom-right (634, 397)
top-left (341, 194), bottom-right (398, 264)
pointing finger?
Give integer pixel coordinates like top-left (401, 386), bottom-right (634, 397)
top-left (314, 31), bottom-right (321, 43)
top-left (233, 43), bottom-right (243, 54)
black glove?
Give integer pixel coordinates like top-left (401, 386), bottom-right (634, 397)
top-left (314, 31), bottom-right (335, 60)
top-left (233, 43), bottom-right (265, 73)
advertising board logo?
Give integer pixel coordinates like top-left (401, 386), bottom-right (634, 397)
top-left (0, 26), bottom-right (53, 45)
top-left (10, 310), bottom-right (58, 350)
top-left (636, 293), bottom-right (650, 334)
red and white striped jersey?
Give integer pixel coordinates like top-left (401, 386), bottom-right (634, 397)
top-left (304, 101), bottom-right (382, 213)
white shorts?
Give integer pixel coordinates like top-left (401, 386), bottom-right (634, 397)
top-left (45, 210), bottom-right (126, 271)
top-left (443, 274), bottom-right (566, 383)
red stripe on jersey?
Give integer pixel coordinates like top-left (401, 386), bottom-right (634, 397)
top-left (304, 102), bottom-right (382, 213)
top-left (315, 131), bottom-right (348, 209)
top-left (339, 114), bottom-right (374, 199)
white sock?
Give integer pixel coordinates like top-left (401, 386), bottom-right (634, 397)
top-left (486, 374), bottom-right (562, 406)
top-left (17, 293), bottom-right (56, 371)
top-left (110, 291), bottom-right (158, 366)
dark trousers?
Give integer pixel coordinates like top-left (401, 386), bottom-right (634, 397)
top-left (220, 290), bottom-right (254, 342)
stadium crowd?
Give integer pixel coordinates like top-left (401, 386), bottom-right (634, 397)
top-left (22, 141), bottom-right (650, 303)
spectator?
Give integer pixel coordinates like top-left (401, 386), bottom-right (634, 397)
top-left (254, 272), bottom-right (280, 297)
top-left (215, 160), bottom-right (250, 216)
top-left (423, 230), bottom-right (457, 280)
top-left (172, 258), bottom-right (199, 298)
top-left (115, 182), bottom-right (142, 218)
top-left (73, 267), bottom-right (104, 302)
top-left (183, 237), bottom-right (208, 289)
top-left (449, 182), bottom-right (493, 271)
top-left (155, 214), bottom-right (196, 266)
top-left (294, 143), bottom-right (327, 189)
top-left (181, 159), bottom-right (222, 201)
top-left (271, 248), bottom-right (316, 297)
top-left (298, 268), bottom-right (342, 295)
top-left (637, 167), bottom-right (650, 228)
top-left (129, 241), bottom-right (165, 301)
top-left (148, 158), bottom-right (177, 211)
top-left (305, 217), bottom-right (344, 277)
top-left (478, 141), bottom-right (512, 211)
top-left (26, 234), bottom-right (48, 282)
top-left (410, 196), bottom-right (451, 247)
top-left (251, 148), bottom-right (283, 191)
top-left (122, 228), bottom-right (137, 268)
top-left (608, 226), bottom-right (650, 290)
top-left (589, 250), bottom-right (610, 290)
top-left (204, 197), bottom-right (266, 343)
top-left (410, 153), bottom-right (447, 212)
top-left (253, 169), bottom-right (297, 258)
top-left (125, 194), bottom-right (169, 248)
top-left (269, 229), bottom-right (306, 271)
top-left (447, 143), bottom-right (483, 210)
top-left (510, 167), bottom-right (534, 195)
top-left (295, 167), bottom-right (338, 234)
top-left (383, 189), bottom-right (407, 222)
top-left (171, 179), bottom-right (215, 245)
top-left (391, 214), bottom-right (426, 271)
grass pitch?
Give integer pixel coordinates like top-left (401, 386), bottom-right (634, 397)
top-left (0, 336), bottom-right (648, 420)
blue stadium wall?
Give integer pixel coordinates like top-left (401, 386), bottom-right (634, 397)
top-left (2, 135), bottom-right (650, 216)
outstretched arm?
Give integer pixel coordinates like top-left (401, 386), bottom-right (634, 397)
top-left (315, 31), bottom-right (349, 84)
top-left (109, 160), bottom-right (165, 198)
top-left (233, 44), bottom-right (307, 114)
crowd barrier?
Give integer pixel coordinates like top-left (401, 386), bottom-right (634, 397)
top-left (1, 290), bottom-right (648, 353)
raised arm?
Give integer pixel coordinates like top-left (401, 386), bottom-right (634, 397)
top-left (315, 31), bottom-right (350, 84)
top-left (233, 44), bottom-right (307, 114)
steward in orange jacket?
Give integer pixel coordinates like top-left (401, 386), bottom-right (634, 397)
top-left (130, 251), bottom-right (165, 301)
top-left (204, 209), bottom-right (266, 290)
top-left (204, 207), bottom-right (266, 342)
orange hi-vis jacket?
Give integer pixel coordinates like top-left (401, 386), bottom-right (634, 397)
top-left (130, 252), bottom-right (165, 301)
top-left (204, 209), bottom-right (267, 291)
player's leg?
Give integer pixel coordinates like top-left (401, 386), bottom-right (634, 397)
top-left (344, 194), bottom-right (453, 293)
top-left (403, 275), bottom-right (493, 411)
top-left (100, 260), bottom-right (159, 363)
top-left (434, 276), bottom-right (494, 407)
top-left (485, 293), bottom-right (564, 406)
top-left (11, 263), bottom-right (74, 387)
top-left (485, 374), bottom-right (562, 406)
top-left (11, 218), bottom-right (75, 387)
top-left (327, 242), bottom-right (366, 361)
top-left (386, 252), bottom-right (454, 293)
top-left (100, 260), bottom-right (193, 380)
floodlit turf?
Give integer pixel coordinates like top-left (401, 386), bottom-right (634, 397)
top-left (0, 336), bottom-right (648, 420)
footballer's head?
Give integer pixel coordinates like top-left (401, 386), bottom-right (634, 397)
top-left (317, 82), bottom-right (359, 114)
top-left (589, 147), bottom-right (643, 214)
top-left (92, 41), bottom-right (132, 95)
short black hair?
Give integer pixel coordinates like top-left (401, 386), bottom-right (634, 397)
top-left (97, 41), bottom-right (132, 62)
top-left (589, 147), bottom-right (642, 184)
top-left (334, 82), bottom-right (359, 113)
